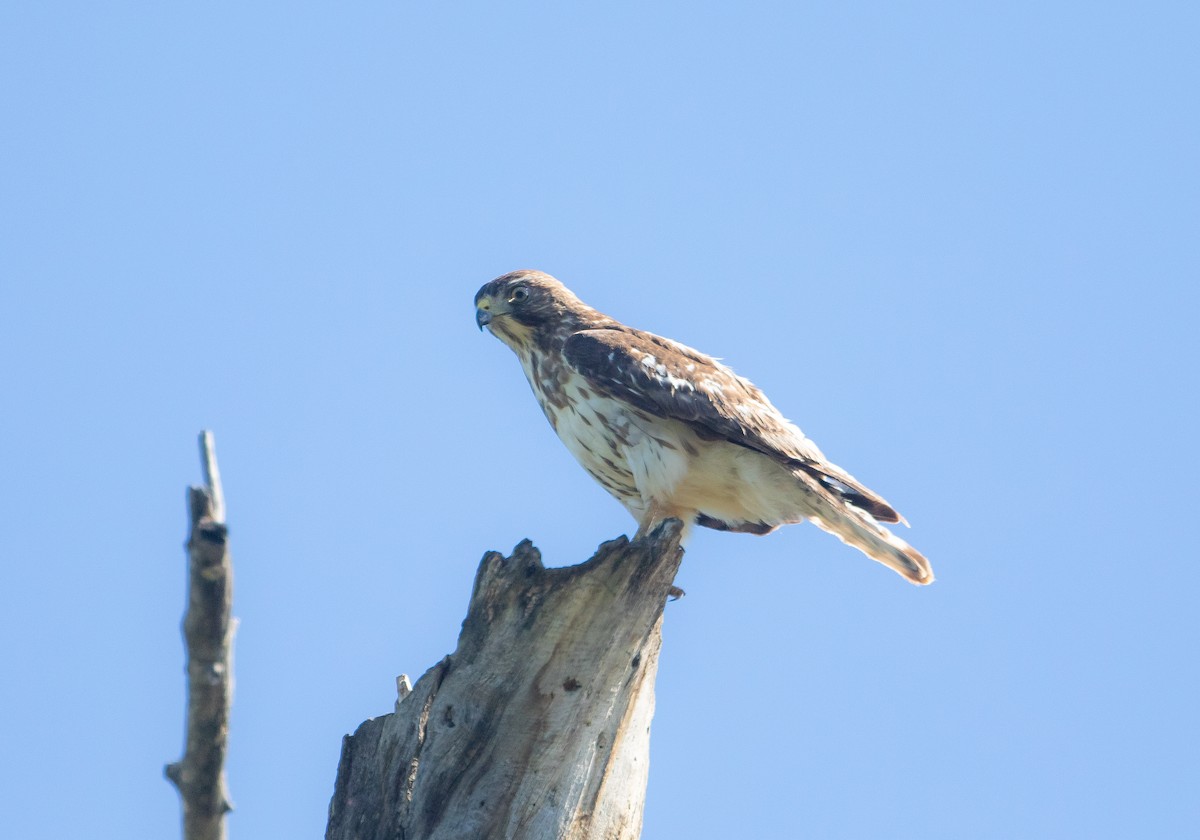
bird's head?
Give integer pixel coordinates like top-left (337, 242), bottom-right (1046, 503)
top-left (475, 270), bottom-right (597, 351)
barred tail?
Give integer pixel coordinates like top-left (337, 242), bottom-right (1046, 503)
top-left (808, 501), bottom-right (934, 585)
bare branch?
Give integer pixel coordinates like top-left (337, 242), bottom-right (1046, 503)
top-left (166, 431), bottom-right (236, 840)
top-left (199, 430), bottom-right (226, 525)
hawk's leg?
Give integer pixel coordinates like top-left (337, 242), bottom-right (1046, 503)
top-left (634, 501), bottom-right (696, 541)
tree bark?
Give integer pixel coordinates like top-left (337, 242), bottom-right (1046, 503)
top-left (166, 431), bottom-right (235, 840)
top-left (326, 520), bottom-right (685, 840)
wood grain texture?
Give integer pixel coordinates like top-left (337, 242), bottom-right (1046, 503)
top-left (326, 520), bottom-right (685, 840)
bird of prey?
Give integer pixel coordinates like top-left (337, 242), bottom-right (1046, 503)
top-left (475, 270), bottom-right (933, 585)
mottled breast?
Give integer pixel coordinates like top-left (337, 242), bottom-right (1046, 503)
top-left (520, 349), bottom-right (647, 505)
top-left (521, 346), bottom-right (707, 518)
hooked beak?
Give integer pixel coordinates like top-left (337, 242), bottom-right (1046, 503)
top-left (476, 294), bottom-right (501, 331)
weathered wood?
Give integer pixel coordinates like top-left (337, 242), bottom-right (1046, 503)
top-left (326, 520), bottom-right (685, 840)
top-left (166, 431), bottom-right (236, 840)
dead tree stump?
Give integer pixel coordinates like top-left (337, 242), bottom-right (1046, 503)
top-left (326, 520), bottom-right (685, 840)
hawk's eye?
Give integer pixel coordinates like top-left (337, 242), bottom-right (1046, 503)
top-left (511, 286), bottom-right (531, 304)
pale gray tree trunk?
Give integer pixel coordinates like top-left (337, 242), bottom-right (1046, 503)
top-left (325, 521), bottom-right (685, 840)
top-left (166, 432), bottom-right (236, 840)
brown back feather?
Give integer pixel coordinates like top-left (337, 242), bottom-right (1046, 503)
top-left (562, 326), bottom-right (903, 524)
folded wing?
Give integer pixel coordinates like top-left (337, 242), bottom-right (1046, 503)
top-left (561, 326), bottom-right (905, 524)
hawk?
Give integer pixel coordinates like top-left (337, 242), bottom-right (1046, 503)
top-left (475, 270), bottom-right (933, 585)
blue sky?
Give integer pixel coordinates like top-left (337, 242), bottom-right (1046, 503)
top-left (1, 2), bottom-right (1196, 838)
